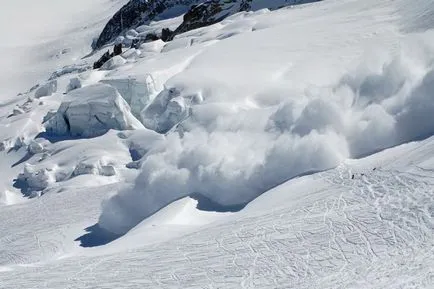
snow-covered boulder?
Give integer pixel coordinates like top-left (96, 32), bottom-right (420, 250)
top-left (18, 164), bottom-right (56, 191)
top-left (126, 29), bottom-right (139, 38)
top-left (72, 159), bottom-right (118, 177)
top-left (114, 36), bottom-right (125, 45)
top-left (135, 25), bottom-right (148, 33)
top-left (45, 83), bottom-right (143, 138)
top-left (34, 80), bottom-right (57, 98)
top-left (27, 139), bottom-right (49, 154)
top-left (141, 87), bottom-right (191, 133)
top-left (139, 39), bottom-right (166, 54)
top-left (122, 48), bottom-right (142, 60)
top-left (100, 165), bottom-right (116, 176)
top-left (101, 55), bottom-right (127, 70)
top-left (12, 107), bottom-right (25, 116)
top-left (72, 162), bottom-right (99, 176)
top-left (66, 77), bottom-right (82, 92)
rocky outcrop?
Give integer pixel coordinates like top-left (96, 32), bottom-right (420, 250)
top-left (93, 0), bottom-right (198, 49)
top-left (170, 0), bottom-right (252, 40)
top-left (94, 0), bottom-right (321, 49)
top-left (93, 51), bottom-right (112, 69)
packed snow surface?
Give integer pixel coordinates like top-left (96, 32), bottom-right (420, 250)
top-left (0, 0), bottom-right (434, 288)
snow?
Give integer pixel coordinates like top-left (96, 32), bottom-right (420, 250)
top-left (101, 75), bottom-right (158, 119)
top-left (0, 0), bottom-right (128, 98)
top-left (98, 0), bottom-right (434, 235)
top-left (45, 83), bottom-right (143, 138)
top-left (0, 0), bottom-right (433, 288)
top-left (2, 137), bottom-right (434, 288)
top-left (100, 55), bottom-right (127, 70)
top-left (34, 80), bottom-right (58, 98)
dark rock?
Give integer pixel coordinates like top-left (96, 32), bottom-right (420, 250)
top-left (94, 0), bottom-right (322, 49)
top-left (113, 43), bottom-right (123, 56)
top-left (170, 0), bottom-right (256, 40)
top-left (94, 0), bottom-right (197, 49)
top-left (131, 38), bottom-right (142, 49)
top-left (145, 33), bottom-right (160, 42)
top-left (93, 51), bottom-right (112, 70)
top-left (173, 1), bottom-right (227, 37)
top-left (161, 28), bottom-right (173, 42)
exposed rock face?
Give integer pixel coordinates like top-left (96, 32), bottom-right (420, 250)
top-left (161, 28), bottom-right (173, 42)
top-left (93, 51), bottom-right (111, 69)
top-left (113, 43), bottom-right (123, 56)
top-left (94, 0), bottom-right (321, 49)
top-left (94, 0), bottom-right (198, 49)
top-left (171, 0), bottom-right (252, 39)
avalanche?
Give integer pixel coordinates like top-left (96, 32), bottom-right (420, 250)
top-left (0, 0), bottom-right (433, 288)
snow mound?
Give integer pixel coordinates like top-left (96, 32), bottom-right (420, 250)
top-left (17, 164), bottom-right (56, 193)
top-left (101, 55), bottom-right (126, 70)
top-left (73, 162), bottom-right (116, 177)
top-left (141, 87), bottom-right (193, 133)
top-left (34, 80), bottom-right (57, 98)
top-left (27, 138), bottom-right (49, 154)
top-left (45, 83), bottom-right (143, 138)
top-left (66, 77), bottom-right (82, 93)
top-left (16, 131), bottom-right (133, 194)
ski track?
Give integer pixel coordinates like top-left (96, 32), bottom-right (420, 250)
top-left (1, 0), bottom-right (434, 287)
top-left (1, 154), bottom-right (433, 288)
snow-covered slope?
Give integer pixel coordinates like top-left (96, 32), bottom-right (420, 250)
top-left (2, 136), bottom-right (433, 288)
top-left (94, 0), bottom-right (320, 48)
top-left (0, 0), bottom-right (433, 288)
top-left (0, 0), bottom-right (128, 98)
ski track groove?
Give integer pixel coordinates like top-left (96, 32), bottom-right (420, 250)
top-left (0, 163), bottom-right (433, 288)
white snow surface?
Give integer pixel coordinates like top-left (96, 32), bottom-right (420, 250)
top-left (0, 0), bottom-right (434, 288)
top-left (45, 83), bottom-right (143, 137)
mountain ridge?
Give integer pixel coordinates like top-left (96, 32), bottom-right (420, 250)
top-left (94, 0), bottom-right (321, 49)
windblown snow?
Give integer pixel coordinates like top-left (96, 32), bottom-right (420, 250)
top-left (0, 0), bottom-right (433, 288)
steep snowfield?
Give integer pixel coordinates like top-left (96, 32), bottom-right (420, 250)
top-left (0, 0), bottom-right (128, 98)
top-left (0, 0), bottom-right (434, 288)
